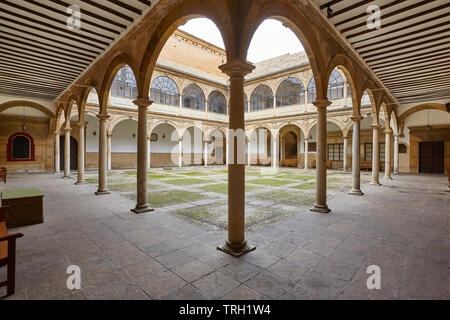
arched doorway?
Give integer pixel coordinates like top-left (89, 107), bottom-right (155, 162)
top-left (60, 136), bottom-right (78, 170)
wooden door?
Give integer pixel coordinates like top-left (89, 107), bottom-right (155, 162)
top-left (419, 141), bottom-right (444, 173)
top-left (60, 136), bottom-right (78, 170)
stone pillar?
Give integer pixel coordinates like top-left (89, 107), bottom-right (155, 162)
top-left (343, 135), bottom-right (349, 172)
top-left (304, 138), bottom-right (309, 170)
top-left (131, 98), bottom-right (153, 213)
top-left (62, 127), bottom-right (72, 178)
top-left (95, 113), bottom-right (110, 195)
top-left (75, 122), bottom-right (86, 185)
top-left (384, 129), bottom-right (393, 180)
top-left (225, 136), bottom-right (229, 165)
top-left (272, 131), bottom-right (279, 168)
top-left (247, 138), bottom-right (251, 167)
top-left (310, 100), bottom-right (331, 213)
top-left (147, 137), bottom-right (151, 169)
top-left (394, 134), bottom-right (399, 175)
top-left (204, 140), bottom-right (208, 166)
top-left (348, 116), bottom-right (363, 195)
top-left (217, 59), bottom-right (255, 257)
top-left (178, 138), bottom-right (183, 167)
top-left (107, 133), bottom-right (112, 171)
top-left (54, 132), bottom-right (60, 173)
top-left (370, 124), bottom-right (381, 186)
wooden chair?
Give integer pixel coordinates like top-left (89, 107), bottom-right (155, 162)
top-left (281, 159), bottom-right (298, 167)
top-left (0, 167), bottom-right (6, 184)
top-left (0, 206), bottom-right (23, 297)
top-left (360, 161), bottom-right (372, 171)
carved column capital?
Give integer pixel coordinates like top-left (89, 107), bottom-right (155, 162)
top-left (133, 97), bottom-right (153, 109)
top-left (312, 100), bottom-right (332, 110)
top-left (96, 113), bottom-right (110, 121)
top-left (219, 59), bottom-right (255, 78)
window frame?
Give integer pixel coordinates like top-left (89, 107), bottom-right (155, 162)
top-left (7, 132), bottom-right (35, 162)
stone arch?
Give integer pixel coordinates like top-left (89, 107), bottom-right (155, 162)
top-left (237, 1), bottom-right (326, 99)
top-left (325, 54), bottom-right (359, 114)
top-left (99, 53), bottom-right (140, 113)
top-left (0, 100), bottom-right (55, 118)
top-left (77, 78), bottom-right (99, 122)
top-left (205, 127), bottom-right (226, 141)
top-left (179, 123), bottom-right (205, 138)
top-left (149, 120), bottom-right (181, 140)
top-left (361, 79), bottom-right (378, 117)
top-left (109, 115), bottom-right (138, 132)
top-left (305, 117), bottom-right (346, 138)
top-left (398, 103), bottom-right (447, 135)
top-left (247, 124), bottom-right (274, 137)
top-left (139, 0), bottom-right (233, 97)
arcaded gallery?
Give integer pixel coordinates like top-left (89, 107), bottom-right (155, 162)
top-left (0, 0), bottom-right (449, 302)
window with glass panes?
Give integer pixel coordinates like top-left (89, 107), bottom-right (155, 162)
top-left (364, 143), bottom-right (386, 162)
top-left (327, 143), bottom-right (343, 161)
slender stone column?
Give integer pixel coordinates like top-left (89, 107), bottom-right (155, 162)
top-left (225, 137), bottom-right (229, 165)
top-left (147, 137), bottom-right (151, 169)
top-left (217, 58), bottom-right (255, 257)
top-left (384, 129), bottom-right (393, 180)
top-left (62, 127), bottom-right (72, 178)
top-left (310, 100), bottom-right (331, 213)
top-left (95, 113), bottom-right (110, 195)
top-left (131, 98), bottom-right (153, 213)
top-left (393, 134), bottom-right (399, 175)
top-left (304, 138), bottom-right (309, 170)
top-left (75, 122), bottom-right (86, 185)
top-left (204, 140), bottom-right (208, 166)
top-left (54, 132), bottom-right (60, 173)
top-left (343, 135), bottom-right (349, 172)
top-left (107, 133), bottom-right (112, 171)
top-left (370, 124), bottom-right (381, 186)
top-left (348, 116), bottom-right (363, 195)
top-left (247, 138), bottom-right (251, 167)
top-left (178, 138), bottom-right (183, 167)
top-left (272, 131), bottom-right (279, 168)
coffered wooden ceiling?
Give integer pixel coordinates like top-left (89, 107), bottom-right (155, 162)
top-left (317, 0), bottom-right (450, 105)
top-left (0, 0), bottom-right (155, 101)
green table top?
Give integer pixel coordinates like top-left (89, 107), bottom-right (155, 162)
top-left (1, 188), bottom-right (44, 200)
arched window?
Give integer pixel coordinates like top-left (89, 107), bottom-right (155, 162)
top-left (208, 91), bottom-right (227, 114)
top-left (276, 77), bottom-right (305, 107)
top-left (361, 91), bottom-right (370, 107)
top-left (250, 85), bottom-right (273, 111)
top-left (328, 70), bottom-right (344, 100)
top-left (347, 82), bottom-right (351, 97)
top-left (7, 132), bottom-right (35, 161)
top-left (182, 84), bottom-right (205, 111)
top-left (307, 78), bottom-right (316, 103)
top-left (111, 66), bottom-right (137, 98)
top-left (150, 76), bottom-right (180, 106)
top-left (244, 94), bottom-right (248, 113)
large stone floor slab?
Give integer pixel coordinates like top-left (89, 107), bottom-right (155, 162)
top-left (0, 170), bottom-right (448, 300)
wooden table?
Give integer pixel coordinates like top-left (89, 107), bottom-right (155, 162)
top-left (1, 189), bottom-right (44, 228)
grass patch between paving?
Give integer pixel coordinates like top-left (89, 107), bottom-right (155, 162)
top-left (290, 182), bottom-right (316, 190)
top-left (127, 190), bottom-right (207, 207)
top-left (246, 178), bottom-right (296, 187)
top-left (198, 183), bottom-right (263, 194)
top-left (250, 190), bottom-right (316, 206)
top-left (163, 178), bottom-right (211, 186)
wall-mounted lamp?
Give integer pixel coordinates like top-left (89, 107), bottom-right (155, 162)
top-left (132, 133), bottom-right (136, 139)
top-left (93, 130), bottom-right (96, 137)
top-left (327, 5), bottom-right (333, 17)
top-left (162, 134), bottom-right (166, 139)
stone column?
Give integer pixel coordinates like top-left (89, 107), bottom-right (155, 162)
top-left (54, 132), bottom-right (60, 173)
top-left (95, 113), bottom-right (110, 195)
top-left (343, 135), bottom-right (349, 172)
top-left (304, 138), bottom-right (309, 170)
top-left (370, 124), bottom-right (381, 186)
top-left (131, 98), bottom-right (153, 213)
top-left (247, 138), bottom-right (251, 167)
top-left (178, 138), bottom-right (183, 167)
top-left (384, 129), bottom-right (393, 180)
top-left (107, 133), bottom-right (112, 171)
top-left (62, 127), bottom-right (72, 178)
top-left (75, 122), bottom-right (86, 185)
top-left (225, 136), bottom-right (229, 165)
top-left (147, 137), bottom-right (151, 169)
top-left (272, 130), bottom-right (279, 168)
top-left (393, 133), bottom-right (399, 175)
top-left (310, 100), bottom-right (331, 213)
top-left (348, 116), bottom-right (363, 195)
top-left (217, 59), bottom-right (255, 257)
top-left (204, 140), bottom-right (208, 166)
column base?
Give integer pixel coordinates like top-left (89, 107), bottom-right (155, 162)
top-left (369, 181), bottom-right (381, 186)
top-left (393, 172), bottom-right (399, 175)
top-left (61, 175), bottom-right (72, 179)
top-left (348, 189), bottom-right (364, 196)
top-left (95, 189), bottom-right (110, 195)
top-left (217, 241), bottom-right (255, 258)
top-left (310, 204), bottom-right (331, 214)
top-left (75, 180), bottom-right (86, 185)
top-left (384, 176), bottom-right (393, 180)
top-left (131, 204), bottom-right (154, 214)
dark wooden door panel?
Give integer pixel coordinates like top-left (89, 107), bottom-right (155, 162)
top-left (419, 141), bottom-right (444, 174)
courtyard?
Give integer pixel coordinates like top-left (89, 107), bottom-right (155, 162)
top-left (1, 168), bottom-right (448, 300)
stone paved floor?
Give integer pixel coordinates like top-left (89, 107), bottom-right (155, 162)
top-left (1, 170), bottom-right (449, 299)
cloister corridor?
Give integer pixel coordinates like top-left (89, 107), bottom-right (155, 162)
top-left (1, 168), bottom-right (448, 300)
